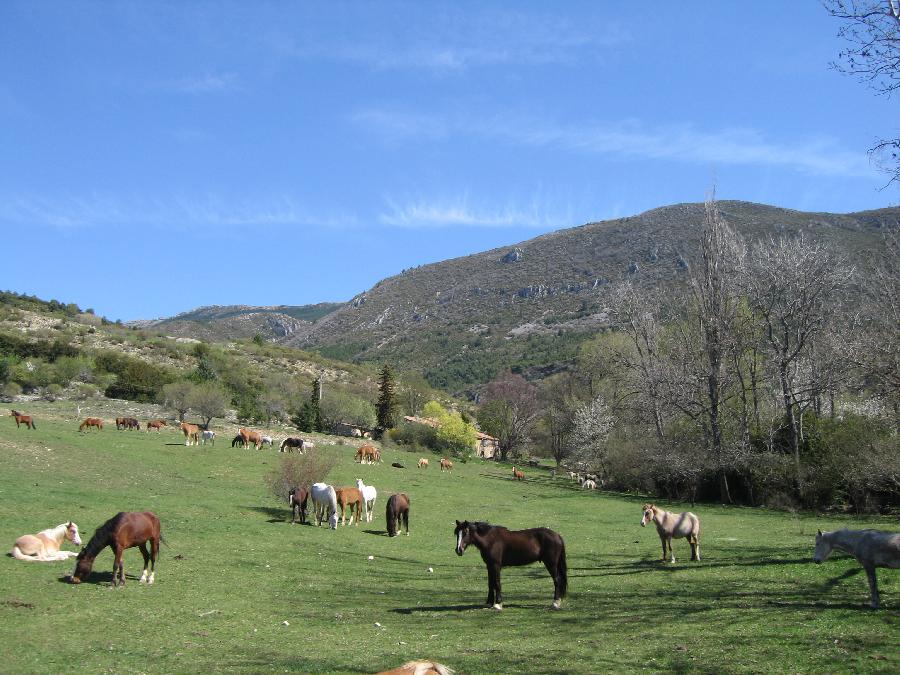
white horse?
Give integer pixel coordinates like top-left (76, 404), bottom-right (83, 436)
top-left (201, 430), bottom-right (216, 445)
top-left (814, 529), bottom-right (900, 609)
top-left (641, 504), bottom-right (701, 563)
top-left (10, 522), bottom-right (82, 561)
top-left (260, 435), bottom-right (273, 447)
top-left (310, 482), bottom-right (338, 530)
top-left (355, 478), bottom-right (377, 523)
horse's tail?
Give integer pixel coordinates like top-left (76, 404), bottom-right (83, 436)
top-left (558, 538), bottom-right (568, 599)
top-left (30, 419), bottom-right (36, 429)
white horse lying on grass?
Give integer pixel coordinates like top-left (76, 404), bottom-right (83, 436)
top-left (10, 522), bottom-right (82, 561)
top-left (814, 529), bottom-right (900, 609)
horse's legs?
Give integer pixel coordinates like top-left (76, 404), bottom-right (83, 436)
top-left (690, 534), bottom-right (700, 561)
top-left (492, 564), bottom-right (503, 610)
top-left (148, 536), bottom-right (158, 584)
top-left (403, 510), bottom-right (409, 536)
top-left (864, 565), bottom-right (880, 609)
top-left (112, 545), bottom-right (125, 587)
top-left (667, 537), bottom-right (675, 563)
top-left (543, 558), bottom-right (563, 609)
top-left (659, 535), bottom-right (667, 562)
top-left (138, 543), bottom-right (150, 583)
top-left (485, 565), bottom-right (497, 607)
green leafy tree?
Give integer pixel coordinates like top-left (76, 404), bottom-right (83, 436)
top-left (162, 380), bottom-right (197, 422)
top-left (187, 381), bottom-right (229, 428)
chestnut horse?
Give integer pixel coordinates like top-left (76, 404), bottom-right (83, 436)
top-left (334, 487), bottom-right (364, 526)
top-left (386, 493), bottom-right (410, 537)
top-left (10, 410), bottom-right (36, 429)
top-left (454, 520), bottom-right (567, 610)
top-left (512, 467), bottom-right (525, 481)
top-left (180, 422), bottom-right (200, 446)
top-left (69, 511), bottom-right (161, 587)
top-left (146, 419), bottom-right (167, 432)
top-left (239, 427), bottom-right (263, 450)
top-left (355, 444), bottom-right (380, 464)
top-left (288, 486), bottom-right (309, 524)
top-left (376, 661), bottom-right (454, 675)
top-left (79, 417), bottom-right (103, 432)
top-left (10, 521), bottom-right (81, 561)
top-left (440, 458), bottom-right (453, 472)
top-left (417, 458), bottom-right (429, 469)
top-left (640, 504), bottom-right (701, 563)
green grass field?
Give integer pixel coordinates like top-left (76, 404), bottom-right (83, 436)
top-left (1, 405), bottom-right (897, 674)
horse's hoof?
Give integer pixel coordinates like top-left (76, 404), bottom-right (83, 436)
top-left (550, 600), bottom-right (562, 610)
top-left (491, 603), bottom-right (503, 611)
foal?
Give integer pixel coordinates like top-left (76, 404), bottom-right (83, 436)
top-left (11, 522), bottom-right (81, 561)
top-left (640, 504), bottom-right (701, 563)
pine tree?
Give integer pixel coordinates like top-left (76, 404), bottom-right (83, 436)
top-left (310, 376), bottom-right (323, 432)
top-left (376, 365), bottom-right (398, 430)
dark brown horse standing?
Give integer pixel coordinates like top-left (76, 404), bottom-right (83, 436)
top-left (454, 520), bottom-right (567, 611)
top-left (10, 410), bottom-right (36, 429)
top-left (386, 493), bottom-right (410, 537)
top-left (69, 512), bottom-right (161, 587)
top-left (288, 486), bottom-right (309, 524)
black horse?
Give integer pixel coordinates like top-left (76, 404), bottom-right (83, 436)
top-left (454, 520), bottom-right (567, 610)
top-left (385, 493), bottom-right (410, 537)
top-left (288, 486), bottom-right (309, 524)
top-left (231, 434), bottom-right (244, 448)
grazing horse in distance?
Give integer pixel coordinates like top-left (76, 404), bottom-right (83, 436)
top-left (200, 430), bottom-right (216, 445)
top-left (310, 483), bottom-right (338, 529)
top-left (417, 458), bottom-right (429, 469)
top-left (641, 504), bottom-right (700, 563)
top-left (239, 427), bottom-right (263, 450)
top-left (355, 478), bottom-right (377, 523)
top-left (69, 512), bottom-right (161, 587)
top-left (376, 660), bottom-right (453, 675)
top-left (231, 434), bottom-right (244, 448)
top-left (10, 410), bottom-right (35, 429)
top-left (180, 422), bottom-right (201, 446)
top-left (440, 458), bottom-right (453, 472)
top-left (79, 417), bottom-right (103, 432)
top-left (512, 467), bottom-right (525, 481)
top-left (814, 529), bottom-right (900, 609)
top-left (334, 487), bottom-right (364, 526)
top-left (288, 486), bottom-right (309, 524)
top-left (115, 417), bottom-right (127, 430)
top-left (146, 419), bottom-right (167, 432)
top-left (355, 444), bottom-right (380, 464)
top-left (385, 493), bottom-right (410, 537)
top-left (279, 437), bottom-right (311, 453)
top-left (124, 417), bottom-right (140, 430)
top-left (10, 521), bottom-right (81, 561)
top-left (454, 520), bottom-right (567, 610)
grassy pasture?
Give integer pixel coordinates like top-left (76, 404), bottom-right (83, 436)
top-left (0, 407), bottom-right (898, 674)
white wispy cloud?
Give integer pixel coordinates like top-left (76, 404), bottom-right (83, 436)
top-left (379, 195), bottom-right (571, 230)
top-left (0, 192), bottom-right (357, 230)
top-left (353, 108), bottom-right (872, 178)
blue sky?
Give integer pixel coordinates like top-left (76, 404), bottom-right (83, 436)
top-left (2, 1), bottom-right (897, 321)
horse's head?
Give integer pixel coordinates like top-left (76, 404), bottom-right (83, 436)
top-left (813, 529), bottom-right (832, 564)
top-left (69, 553), bottom-right (93, 584)
top-left (66, 522), bottom-right (82, 547)
top-left (640, 504), bottom-right (655, 527)
top-left (455, 520), bottom-right (472, 556)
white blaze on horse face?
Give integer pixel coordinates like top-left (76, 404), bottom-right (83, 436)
top-left (640, 510), bottom-right (651, 527)
top-left (456, 530), bottom-right (465, 555)
top-left (68, 524), bottom-right (82, 546)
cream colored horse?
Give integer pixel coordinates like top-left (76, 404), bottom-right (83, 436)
top-left (11, 522), bottom-right (82, 561)
top-left (640, 504), bottom-right (700, 563)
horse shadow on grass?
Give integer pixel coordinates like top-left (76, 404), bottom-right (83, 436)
top-left (243, 505), bottom-right (294, 524)
top-left (56, 571), bottom-right (118, 586)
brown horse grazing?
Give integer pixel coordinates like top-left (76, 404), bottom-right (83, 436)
top-left (180, 422), bottom-right (200, 446)
top-left (640, 504), bottom-right (701, 563)
top-left (69, 512), bottom-right (161, 587)
top-left (79, 417), bottom-right (103, 432)
top-left (334, 487), bottom-right (364, 526)
top-left (288, 486), bottom-right (309, 524)
top-left (239, 427), bottom-right (263, 450)
top-left (10, 410), bottom-right (36, 429)
top-left (386, 493), bottom-right (410, 537)
top-left (376, 661), bottom-right (454, 675)
top-left (355, 444), bottom-right (380, 464)
top-left (116, 417), bottom-right (140, 430)
top-left (440, 458), bottom-right (453, 472)
top-left (512, 467), bottom-right (525, 481)
top-left (814, 529), bottom-right (900, 609)
top-left (417, 458), bottom-right (429, 469)
top-left (454, 520), bottom-right (567, 610)
top-left (146, 419), bottom-right (167, 432)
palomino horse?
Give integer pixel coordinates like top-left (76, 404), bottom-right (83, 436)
top-left (69, 511), bottom-right (161, 587)
top-left (180, 422), bottom-right (201, 446)
top-left (385, 493), bottom-right (410, 537)
top-left (79, 417), bottom-right (103, 432)
top-left (10, 522), bottom-right (81, 561)
top-left (417, 458), bottom-right (429, 469)
top-left (200, 430), bottom-right (216, 445)
top-left (376, 660), bottom-right (454, 675)
top-left (146, 419), bottom-right (167, 432)
top-left (355, 478), bottom-right (377, 523)
top-left (454, 520), bottom-right (567, 610)
top-left (355, 444), bottom-right (380, 464)
top-left (288, 486), bottom-right (309, 524)
top-left (10, 410), bottom-right (36, 429)
top-left (512, 467), bottom-right (525, 481)
top-left (814, 529), bottom-right (900, 609)
top-left (310, 483), bottom-right (338, 529)
top-left (440, 458), bottom-right (453, 472)
top-left (239, 427), bottom-right (263, 450)
top-left (640, 504), bottom-right (701, 563)
top-left (280, 437), bottom-right (312, 453)
top-left (334, 487), bottom-right (364, 526)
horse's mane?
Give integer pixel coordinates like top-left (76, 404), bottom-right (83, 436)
top-left (78, 512), bottom-right (126, 559)
top-left (470, 521), bottom-right (496, 535)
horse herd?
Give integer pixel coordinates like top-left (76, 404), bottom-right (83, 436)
top-left (7, 409), bottom-right (900, 611)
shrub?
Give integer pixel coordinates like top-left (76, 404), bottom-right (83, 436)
top-left (264, 448), bottom-right (340, 503)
